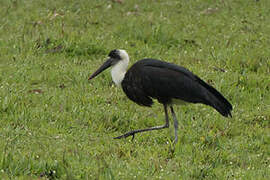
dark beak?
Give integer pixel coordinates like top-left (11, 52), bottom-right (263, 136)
top-left (88, 58), bottom-right (113, 80)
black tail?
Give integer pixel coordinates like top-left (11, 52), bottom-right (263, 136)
top-left (196, 76), bottom-right (233, 117)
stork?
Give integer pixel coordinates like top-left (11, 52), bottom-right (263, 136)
top-left (89, 49), bottom-right (232, 143)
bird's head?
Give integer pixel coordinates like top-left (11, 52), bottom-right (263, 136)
top-left (89, 49), bottom-right (129, 80)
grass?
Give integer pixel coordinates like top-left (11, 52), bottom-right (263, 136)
top-left (0, 0), bottom-right (269, 179)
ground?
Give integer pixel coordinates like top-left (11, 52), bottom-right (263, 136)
top-left (0, 0), bottom-right (269, 179)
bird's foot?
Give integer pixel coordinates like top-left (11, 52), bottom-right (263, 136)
top-left (113, 131), bottom-right (136, 140)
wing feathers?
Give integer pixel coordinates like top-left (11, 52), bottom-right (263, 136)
top-left (122, 59), bottom-right (232, 117)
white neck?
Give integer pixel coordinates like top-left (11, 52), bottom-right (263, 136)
top-left (110, 51), bottom-right (129, 86)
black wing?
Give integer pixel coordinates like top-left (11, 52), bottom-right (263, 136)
top-left (122, 59), bottom-right (232, 117)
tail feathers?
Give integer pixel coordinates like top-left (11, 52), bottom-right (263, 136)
top-left (208, 93), bottom-right (232, 117)
top-left (196, 76), bottom-right (233, 117)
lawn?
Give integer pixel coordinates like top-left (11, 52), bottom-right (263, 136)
top-left (0, 0), bottom-right (269, 179)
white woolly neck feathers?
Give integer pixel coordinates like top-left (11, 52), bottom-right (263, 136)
top-left (110, 50), bottom-right (129, 87)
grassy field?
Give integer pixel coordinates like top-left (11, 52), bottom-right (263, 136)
top-left (0, 0), bottom-right (269, 179)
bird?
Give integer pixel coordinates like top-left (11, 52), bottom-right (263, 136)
top-left (89, 49), bottom-right (232, 143)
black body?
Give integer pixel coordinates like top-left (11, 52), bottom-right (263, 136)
top-left (89, 49), bottom-right (233, 142)
top-left (121, 59), bottom-right (232, 117)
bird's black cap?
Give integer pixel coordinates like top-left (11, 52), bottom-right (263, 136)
top-left (108, 49), bottom-right (121, 60)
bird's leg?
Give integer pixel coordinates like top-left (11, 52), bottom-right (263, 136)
top-left (170, 106), bottom-right (179, 143)
top-left (114, 104), bottom-right (170, 140)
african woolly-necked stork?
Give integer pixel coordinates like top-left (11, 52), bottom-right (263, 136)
top-left (89, 49), bottom-right (232, 143)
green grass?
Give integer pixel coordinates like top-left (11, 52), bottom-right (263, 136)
top-left (0, 0), bottom-right (269, 179)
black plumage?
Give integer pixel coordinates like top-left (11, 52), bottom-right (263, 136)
top-left (122, 59), bottom-right (232, 117)
top-left (89, 49), bottom-right (233, 143)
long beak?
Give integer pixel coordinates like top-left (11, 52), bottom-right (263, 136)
top-left (88, 58), bottom-right (113, 80)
